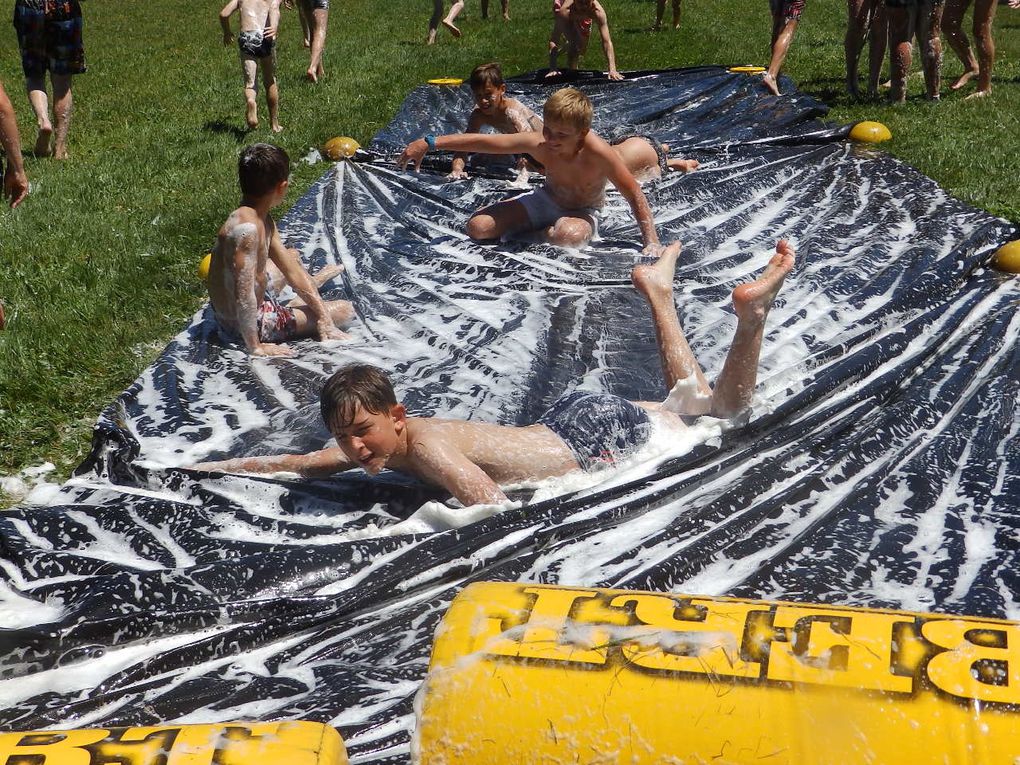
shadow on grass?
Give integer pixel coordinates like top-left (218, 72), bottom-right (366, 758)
top-left (203, 120), bottom-right (250, 142)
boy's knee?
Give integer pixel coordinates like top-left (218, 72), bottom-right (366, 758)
top-left (467, 215), bottom-right (499, 241)
top-left (550, 219), bottom-right (591, 248)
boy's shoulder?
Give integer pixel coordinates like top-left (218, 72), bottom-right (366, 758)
top-left (218, 204), bottom-right (268, 238)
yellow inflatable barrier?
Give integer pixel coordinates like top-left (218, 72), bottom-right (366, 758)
top-left (850, 120), bottom-right (892, 143)
top-left (418, 582), bottom-right (1020, 765)
top-left (0, 720), bottom-right (346, 765)
top-left (992, 240), bottom-right (1020, 273)
top-left (729, 65), bottom-right (766, 73)
top-left (323, 136), bottom-right (360, 160)
top-left (197, 252), bottom-right (212, 281)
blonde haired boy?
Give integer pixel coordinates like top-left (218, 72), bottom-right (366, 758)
top-left (400, 88), bottom-right (661, 253)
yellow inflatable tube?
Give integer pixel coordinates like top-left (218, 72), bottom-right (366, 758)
top-left (0, 720), bottom-right (346, 765)
top-left (418, 582), bottom-right (1020, 765)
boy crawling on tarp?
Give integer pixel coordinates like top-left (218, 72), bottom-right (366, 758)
top-left (194, 241), bottom-right (795, 506)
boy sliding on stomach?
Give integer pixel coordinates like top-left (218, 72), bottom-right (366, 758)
top-left (220, 0), bottom-right (282, 131)
top-left (400, 88), bottom-right (661, 252)
top-left (209, 143), bottom-right (354, 358)
top-left (548, 0), bottom-right (623, 80)
top-left (194, 240), bottom-right (796, 506)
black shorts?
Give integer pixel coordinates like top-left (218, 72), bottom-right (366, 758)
top-left (13, 0), bottom-right (86, 78)
top-left (538, 391), bottom-right (653, 472)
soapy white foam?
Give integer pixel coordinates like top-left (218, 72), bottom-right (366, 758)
top-left (0, 462), bottom-right (58, 505)
top-left (0, 579), bottom-right (64, 629)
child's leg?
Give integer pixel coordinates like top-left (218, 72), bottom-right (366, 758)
top-left (466, 199), bottom-right (531, 241)
top-left (241, 57), bottom-right (259, 129)
top-left (297, 0), bottom-right (312, 46)
top-left (273, 260), bottom-right (345, 295)
top-left (24, 74), bottom-right (52, 157)
top-left (943, 0), bottom-right (977, 89)
top-left (287, 300), bottom-right (356, 338)
top-left (845, 0), bottom-right (870, 96)
top-left (545, 214), bottom-right (594, 248)
top-left (428, 0), bottom-right (443, 43)
top-left (654, 0), bottom-right (666, 30)
top-left (887, 3), bottom-right (915, 103)
top-left (50, 74), bottom-right (72, 160)
top-left (867, 0), bottom-right (888, 97)
top-left (672, 0), bottom-right (682, 28)
top-left (443, 0), bottom-right (464, 36)
top-left (710, 241), bottom-right (795, 419)
top-left (970, 0), bottom-right (997, 95)
top-left (631, 242), bottom-right (712, 398)
top-left (262, 57), bottom-right (282, 133)
top-left (918, 0), bottom-right (944, 99)
top-left (502, 0), bottom-right (510, 20)
top-left (764, 11), bottom-right (799, 96)
top-left (307, 8), bottom-right (328, 81)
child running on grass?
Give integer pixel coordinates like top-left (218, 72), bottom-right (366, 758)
top-left (653, 0), bottom-right (682, 31)
top-left (762, 0), bottom-right (806, 96)
top-left (547, 0), bottom-right (624, 81)
top-left (194, 241), bottom-right (796, 507)
top-left (220, 0), bottom-right (283, 131)
top-left (401, 88), bottom-right (660, 251)
top-left (208, 144), bottom-right (354, 358)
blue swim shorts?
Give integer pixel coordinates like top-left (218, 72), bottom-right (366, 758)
top-left (538, 391), bottom-right (653, 472)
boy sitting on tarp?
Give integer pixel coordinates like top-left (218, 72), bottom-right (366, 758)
top-left (208, 143), bottom-right (354, 358)
top-left (400, 88), bottom-right (661, 252)
top-left (194, 240), bottom-right (795, 506)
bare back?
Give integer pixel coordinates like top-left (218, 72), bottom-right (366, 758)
top-left (208, 206), bottom-right (272, 333)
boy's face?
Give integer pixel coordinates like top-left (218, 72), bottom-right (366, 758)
top-left (542, 119), bottom-right (587, 156)
top-left (472, 83), bottom-right (506, 116)
top-left (333, 403), bottom-right (406, 476)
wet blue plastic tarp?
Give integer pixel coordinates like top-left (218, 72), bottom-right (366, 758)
top-left (0, 68), bottom-right (1017, 762)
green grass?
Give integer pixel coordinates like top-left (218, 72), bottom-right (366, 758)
top-left (1, 0), bottom-right (1018, 502)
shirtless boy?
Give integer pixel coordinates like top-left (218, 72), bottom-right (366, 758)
top-left (295, 0), bottom-right (329, 82)
top-left (399, 88), bottom-right (660, 251)
top-left (943, 0), bottom-right (998, 98)
top-left (194, 241), bottom-right (796, 507)
top-left (548, 0), bottom-right (623, 81)
top-left (220, 0), bottom-right (282, 131)
top-left (209, 143), bottom-right (353, 357)
top-left (447, 63), bottom-right (543, 181)
top-left (449, 65), bottom-right (697, 183)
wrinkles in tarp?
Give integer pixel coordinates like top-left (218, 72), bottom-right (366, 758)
top-left (0, 68), bottom-right (1017, 762)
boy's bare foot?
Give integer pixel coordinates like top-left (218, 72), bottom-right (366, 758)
top-left (442, 18), bottom-right (462, 37)
top-left (503, 12), bottom-right (510, 20)
top-left (761, 72), bottom-right (781, 96)
top-left (306, 68), bottom-right (318, 83)
top-left (245, 101), bottom-right (258, 129)
top-left (312, 263), bottom-right (344, 287)
top-left (271, 122), bottom-right (284, 133)
top-left (34, 125), bottom-right (53, 157)
top-left (53, 144), bottom-right (69, 160)
top-left (731, 240), bottom-right (795, 322)
top-left (951, 69), bottom-right (978, 90)
top-left (632, 241), bottom-right (682, 302)
top-left (427, 29), bottom-right (437, 44)
top-left (965, 89), bottom-right (990, 100)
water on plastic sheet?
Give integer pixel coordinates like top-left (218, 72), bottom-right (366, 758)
top-left (0, 68), bottom-right (1017, 763)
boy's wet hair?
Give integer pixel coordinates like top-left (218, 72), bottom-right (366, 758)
top-left (238, 143), bottom-right (290, 198)
top-left (320, 363), bottom-right (398, 435)
top-left (543, 88), bottom-right (592, 132)
top-left (469, 62), bottom-right (504, 90)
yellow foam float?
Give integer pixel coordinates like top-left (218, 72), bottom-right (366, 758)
top-left (323, 136), bottom-right (360, 160)
top-left (729, 65), bottom-right (766, 73)
top-left (992, 240), bottom-right (1020, 273)
top-left (850, 120), bottom-right (892, 143)
top-left (418, 582), bottom-right (1020, 765)
top-left (0, 721), bottom-right (346, 765)
top-left (197, 252), bottom-right (212, 281)
top-left (428, 77), bottom-right (464, 86)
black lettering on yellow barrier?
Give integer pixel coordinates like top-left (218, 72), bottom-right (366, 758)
top-left (0, 721), bottom-right (346, 765)
top-left (419, 583), bottom-right (1020, 765)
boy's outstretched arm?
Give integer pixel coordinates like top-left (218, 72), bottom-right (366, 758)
top-left (595, 6), bottom-right (623, 80)
top-left (399, 131), bottom-right (539, 172)
top-left (220, 0), bottom-right (238, 44)
top-left (603, 142), bottom-right (660, 253)
top-left (192, 447), bottom-right (355, 477)
top-left (268, 224), bottom-right (347, 341)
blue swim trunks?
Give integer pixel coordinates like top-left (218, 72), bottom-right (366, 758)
top-left (538, 391), bottom-right (653, 472)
